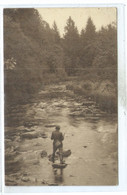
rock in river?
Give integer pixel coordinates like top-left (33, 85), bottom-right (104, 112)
top-left (21, 131), bottom-right (40, 139)
top-left (57, 149), bottom-right (71, 157)
top-left (41, 150), bottom-right (47, 158)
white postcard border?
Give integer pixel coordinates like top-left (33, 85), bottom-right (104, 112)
top-left (0, 0), bottom-right (127, 194)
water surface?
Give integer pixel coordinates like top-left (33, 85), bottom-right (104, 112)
top-left (5, 83), bottom-right (118, 186)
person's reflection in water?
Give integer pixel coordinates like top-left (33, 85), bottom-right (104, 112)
top-left (53, 168), bottom-right (64, 183)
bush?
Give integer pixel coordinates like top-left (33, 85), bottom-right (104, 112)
top-left (93, 94), bottom-right (117, 113)
top-left (82, 81), bottom-right (93, 91)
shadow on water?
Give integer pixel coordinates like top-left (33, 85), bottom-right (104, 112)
top-left (53, 168), bottom-right (64, 184)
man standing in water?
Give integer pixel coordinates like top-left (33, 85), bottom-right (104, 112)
top-left (51, 125), bottom-right (64, 164)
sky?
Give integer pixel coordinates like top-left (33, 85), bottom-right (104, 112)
top-left (37, 7), bottom-right (117, 36)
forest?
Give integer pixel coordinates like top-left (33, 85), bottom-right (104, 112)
top-left (4, 8), bottom-right (117, 112)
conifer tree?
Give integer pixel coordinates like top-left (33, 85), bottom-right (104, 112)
top-left (85, 17), bottom-right (96, 41)
top-left (52, 21), bottom-right (61, 44)
top-left (63, 16), bottom-right (80, 75)
top-left (80, 17), bottom-right (97, 67)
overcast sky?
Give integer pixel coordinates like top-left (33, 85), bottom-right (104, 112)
top-left (37, 7), bottom-right (117, 36)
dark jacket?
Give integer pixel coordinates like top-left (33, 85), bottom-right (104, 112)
top-left (51, 130), bottom-right (64, 143)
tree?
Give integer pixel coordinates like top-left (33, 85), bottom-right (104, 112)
top-left (84, 17), bottom-right (96, 42)
top-left (80, 17), bottom-right (97, 67)
top-left (92, 24), bottom-right (117, 68)
top-left (4, 8), bottom-right (66, 104)
top-left (52, 21), bottom-right (61, 44)
top-left (63, 16), bottom-right (80, 75)
top-left (4, 9), bottom-right (44, 103)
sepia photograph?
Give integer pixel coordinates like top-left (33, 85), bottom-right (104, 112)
top-left (4, 7), bottom-right (118, 186)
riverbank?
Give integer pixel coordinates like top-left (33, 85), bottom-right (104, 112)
top-left (66, 77), bottom-right (117, 113)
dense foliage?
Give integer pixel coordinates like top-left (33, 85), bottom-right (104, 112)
top-left (4, 8), bottom-right (117, 105)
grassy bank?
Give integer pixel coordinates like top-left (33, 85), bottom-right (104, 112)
top-left (66, 78), bottom-right (117, 113)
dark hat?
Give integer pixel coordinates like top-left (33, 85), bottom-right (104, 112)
top-left (56, 125), bottom-right (60, 130)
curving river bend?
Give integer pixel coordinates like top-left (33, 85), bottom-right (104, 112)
top-left (5, 82), bottom-right (118, 186)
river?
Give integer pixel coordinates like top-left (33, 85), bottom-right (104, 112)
top-left (5, 82), bottom-right (118, 186)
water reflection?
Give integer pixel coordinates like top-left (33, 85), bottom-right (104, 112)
top-left (53, 168), bottom-right (64, 183)
top-left (68, 115), bottom-right (82, 127)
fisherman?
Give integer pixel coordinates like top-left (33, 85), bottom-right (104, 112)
top-left (51, 125), bottom-right (64, 164)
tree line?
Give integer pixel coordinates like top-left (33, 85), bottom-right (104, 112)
top-left (4, 8), bottom-right (117, 104)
